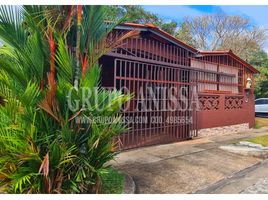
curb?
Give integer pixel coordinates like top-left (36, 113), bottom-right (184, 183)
top-left (123, 172), bottom-right (136, 194)
top-left (220, 145), bottom-right (268, 159)
top-left (193, 160), bottom-right (266, 194)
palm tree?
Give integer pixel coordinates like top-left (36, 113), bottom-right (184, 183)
top-left (0, 5), bottom-right (137, 193)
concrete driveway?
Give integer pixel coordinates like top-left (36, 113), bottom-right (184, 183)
top-left (112, 128), bottom-right (268, 193)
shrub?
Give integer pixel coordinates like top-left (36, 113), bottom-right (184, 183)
top-left (0, 5), bottom-right (136, 193)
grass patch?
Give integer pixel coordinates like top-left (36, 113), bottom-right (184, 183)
top-left (101, 168), bottom-right (124, 194)
top-left (246, 135), bottom-right (268, 147)
top-left (254, 117), bottom-right (268, 129)
top-left (254, 123), bottom-right (262, 129)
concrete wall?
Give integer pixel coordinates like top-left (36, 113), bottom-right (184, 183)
top-left (197, 92), bottom-right (255, 131)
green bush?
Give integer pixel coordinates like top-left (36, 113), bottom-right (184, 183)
top-left (101, 168), bottom-right (124, 194)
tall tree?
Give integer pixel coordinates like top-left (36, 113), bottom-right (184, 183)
top-left (248, 49), bottom-right (268, 98)
top-left (105, 5), bottom-right (178, 35)
top-left (175, 22), bottom-right (195, 47)
top-left (254, 66), bottom-right (268, 98)
top-left (249, 49), bottom-right (268, 67)
top-left (176, 14), bottom-right (267, 60)
top-left (160, 21), bottom-right (178, 36)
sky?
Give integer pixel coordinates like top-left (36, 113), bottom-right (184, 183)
top-left (142, 5), bottom-right (268, 52)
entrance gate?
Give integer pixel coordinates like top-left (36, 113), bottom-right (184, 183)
top-left (114, 58), bottom-right (198, 150)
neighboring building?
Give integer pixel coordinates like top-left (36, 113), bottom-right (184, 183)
top-left (100, 23), bottom-right (258, 150)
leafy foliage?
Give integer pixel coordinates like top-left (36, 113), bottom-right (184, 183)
top-left (247, 49), bottom-right (268, 98)
top-left (254, 66), bottom-right (268, 98)
top-left (100, 167), bottom-right (124, 194)
top-left (249, 49), bottom-right (268, 67)
top-left (105, 5), bottom-right (178, 35)
top-left (0, 5), bottom-right (133, 193)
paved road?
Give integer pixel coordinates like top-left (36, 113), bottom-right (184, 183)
top-left (195, 159), bottom-right (268, 194)
top-left (112, 128), bottom-right (268, 193)
top-left (243, 177), bottom-right (268, 194)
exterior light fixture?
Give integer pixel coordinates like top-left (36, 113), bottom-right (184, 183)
top-left (245, 77), bottom-right (252, 102)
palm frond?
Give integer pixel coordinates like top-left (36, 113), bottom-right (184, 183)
top-left (20, 81), bottom-right (40, 106)
top-left (0, 5), bottom-right (27, 49)
top-left (0, 47), bottom-right (28, 87)
top-left (80, 64), bottom-right (101, 89)
top-left (55, 36), bottom-right (74, 84)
